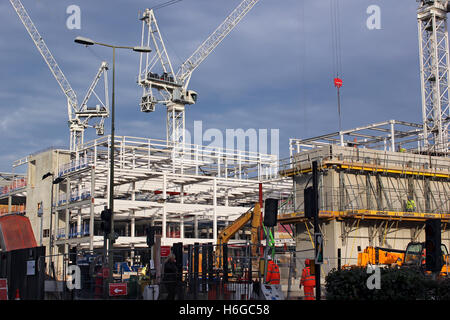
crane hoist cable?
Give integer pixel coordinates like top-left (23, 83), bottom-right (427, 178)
top-left (330, 0), bottom-right (342, 78)
top-left (330, 0), bottom-right (343, 132)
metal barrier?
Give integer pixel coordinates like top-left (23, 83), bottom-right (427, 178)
top-left (16, 243), bottom-right (448, 300)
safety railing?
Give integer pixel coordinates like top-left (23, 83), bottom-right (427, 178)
top-left (59, 135), bottom-right (279, 181)
top-left (58, 157), bottom-right (90, 176)
top-left (285, 144), bottom-right (450, 176)
top-left (0, 177), bottom-right (27, 196)
top-left (0, 204), bottom-right (26, 215)
top-left (57, 188), bottom-right (91, 206)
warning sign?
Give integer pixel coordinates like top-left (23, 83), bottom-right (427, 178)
top-left (0, 278), bottom-right (8, 300)
top-left (160, 246), bottom-right (171, 257)
top-left (109, 283), bottom-right (127, 297)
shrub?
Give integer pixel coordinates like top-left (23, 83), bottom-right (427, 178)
top-left (325, 266), bottom-right (447, 300)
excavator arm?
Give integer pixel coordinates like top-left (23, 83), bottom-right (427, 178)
top-left (216, 203), bottom-right (261, 268)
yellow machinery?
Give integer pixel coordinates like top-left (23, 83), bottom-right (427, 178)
top-left (357, 247), bottom-right (405, 267)
top-left (216, 203), bottom-right (261, 270)
top-left (403, 242), bottom-right (449, 276)
top-left (351, 243), bottom-right (450, 276)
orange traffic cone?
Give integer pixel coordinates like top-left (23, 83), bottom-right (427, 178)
top-left (15, 289), bottom-right (20, 300)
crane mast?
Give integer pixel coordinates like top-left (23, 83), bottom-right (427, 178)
top-left (138, 0), bottom-right (260, 145)
top-left (10, 0), bottom-right (109, 151)
top-left (417, 0), bottom-right (450, 153)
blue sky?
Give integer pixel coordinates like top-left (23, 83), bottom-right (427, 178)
top-left (0, 0), bottom-right (422, 172)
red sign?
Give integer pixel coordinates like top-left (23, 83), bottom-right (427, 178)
top-left (109, 283), bottom-right (127, 297)
top-left (102, 267), bottom-right (110, 279)
top-left (334, 77), bottom-right (343, 88)
top-left (0, 279), bottom-right (7, 300)
top-left (161, 246), bottom-right (171, 257)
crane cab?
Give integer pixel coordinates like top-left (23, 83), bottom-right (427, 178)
top-left (185, 90), bottom-right (198, 105)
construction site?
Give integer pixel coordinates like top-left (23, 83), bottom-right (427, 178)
top-left (0, 0), bottom-right (449, 303)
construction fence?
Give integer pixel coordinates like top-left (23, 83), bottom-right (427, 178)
top-left (7, 242), bottom-right (444, 300)
top-left (37, 243), bottom-right (338, 300)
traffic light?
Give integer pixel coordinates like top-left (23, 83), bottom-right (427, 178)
top-left (100, 207), bottom-right (112, 236)
top-left (263, 198), bottom-right (278, 227)
top-left (304, 186), bottom-right (317, 219)
top-left (146, 226), bottom-right (155, 247)
top-left (425, 219), bottom-right (442, 272)
top-left (69, 247), bottom-right (77, 266)
top-left (314, 233), bottom-right (324, 264)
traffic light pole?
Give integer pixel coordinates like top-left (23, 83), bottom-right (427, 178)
top-left (312, 161), bottom-right (321, 300)
top-left (108, 47), bottom-right (116, 283)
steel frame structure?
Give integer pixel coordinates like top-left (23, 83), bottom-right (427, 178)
top-left (43, 136), bottom-right (290, 251)
top-left (288, 120), bottom-right (427, 157)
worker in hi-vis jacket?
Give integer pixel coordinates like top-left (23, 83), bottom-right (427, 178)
top-left (300, 259), bottom-right (315, 300)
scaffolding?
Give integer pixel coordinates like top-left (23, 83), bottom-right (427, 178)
top-left (0, 173), bottom-right (27, 216)
top-left (279, 120), bottom-right (450, 224)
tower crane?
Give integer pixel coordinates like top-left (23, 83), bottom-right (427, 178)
top-left (138, 0), bottom-right (260, 145)
top-left (10, 0), bottom-right (110, 151)
top-left (417, 0), bottom-right (450, 153)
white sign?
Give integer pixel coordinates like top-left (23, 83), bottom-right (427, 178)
top-left (27, 260), bottom-right (35, 276)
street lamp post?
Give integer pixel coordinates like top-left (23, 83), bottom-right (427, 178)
top-left (74, 36), bottom-right (151, 280)
top-left (42, 172), bottom-right (65, 277)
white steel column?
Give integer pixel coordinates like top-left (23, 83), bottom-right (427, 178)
top-left (162, 173), bottom-right (167, 240)
top-left (225, 190), bottom-right (229, 207)
top-left (131, 182), bottom-right (136, 240)
top-left (131, 215), bottom-right (135, 241)
top-left (390, 121), bottom-right (396, 151)
top-left (7, 195), bottom-right (11, 214)
top-left (194, 216), bottom-right (199, 238)
top-left (64, 179), bottom-right (70, 255)
top-left (77, 210), bottom-right (82, 238)
top-left (213, 178), bottom-right (217, 242)
top-left (180, 185), bottom-right (184, 240)
top-left (180, 216), bottom-right (184, 240)
top-left (89, 167), bottom-right (95, 251)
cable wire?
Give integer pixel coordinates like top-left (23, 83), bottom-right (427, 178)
top-left (330, 0), bottom-right (343, 132)
top-left (150, 0), bottom-right (184, 11)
